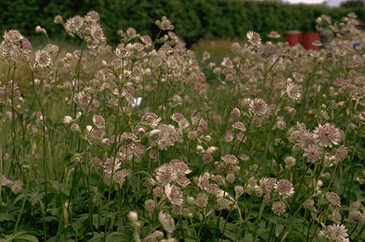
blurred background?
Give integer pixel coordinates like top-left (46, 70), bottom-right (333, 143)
top-left (0, 0), bottom-right (365, 52)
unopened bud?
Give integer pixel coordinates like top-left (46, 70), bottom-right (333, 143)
top-left (128, 211), bottom-right (138, 223)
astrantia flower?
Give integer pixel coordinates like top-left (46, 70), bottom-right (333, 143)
top-left (304, 144), bottom-right (323, 163)
top-left (0, 174), bottom-right (13, 186)
top-left (230, 108), bottom-right (241, 120)
top-left (171, 113), bottom-right (189, 129)
top-left (221, 57), bottom-right (234, 68)
top-left (161, 18), bottom-right (174, 30)
top-left (54, 15), bottom-right (63, 24)
top-left (329, 209), bottom-right (342, 224)
top-left (195, 193), bottom-right (209, 208)
top-left (225, 131), bottom-right (234, 142)
top-left (350, 210), bottom-right (365, 224)
top-left (197, 172), bottom-right (211, 190)
top-left (0, 30), bottom-right (31, 61)
top-left (284, 156), bottom-right (296, 168)
top-left (91, 129), bottom-right (105, 140)
top-left (92, 115), bottom-right (106, 129)
top-left (249, 98), bottom-right (268, 116)
top-left (314, 123), bottom-right (344, 147)
top-left (298, 131), bottom-right (316, 148)
top-left (155, 16), bottom-right (174, 31)
top-left (268, 31), bottom-right (281, 39)
top-left (65, 16), bottom-right (84, 34)
top-left (113, 169), bottom-right (130, 185)
top-left (247, 31), bottom-right (261, 45)
top-left (44, 44), bottom-right (59, 53)
top-left (276, 116), bottom-right (286, 129)
top-left (144, 199), bottom-right (156, 213)
top-left (170, 159), bottom-right (191, 175)
top-left (303, 199), bottom-right (316, 211)
top-left (103, 157), bottom-right (122, 174)
top-left (275, 179), bottom-right (294, 198)
top-left (272, 201), bottom-right (286, 215)
top-left (348, 12), bottom-right (357, 19)
top-left (154, 160), bottom-right (191, 187)
top-left (70, 123), bottom-right (80, 132)
top-left (90, 23), bottom-right (105, 43)
top-left (144, 231), bottom-right (165, 241)
top-left (357, 111), bottom-right (365, 124)
top-left (155, 164), bottom-right (176, 185)
top-left (333, 145), bottom-right (348, 163)
top-left (260, 177), bottom-right (277, 193)
top-left (86, 10), bottom-right (100, 22)
top-left (11, 180), bottom-right (23, 194)
top-left (231, 42), bottom-right (241, 54)
top-left (350, 201), bottom-right (361, 211)
top-left (219, 154), bottom-right (239, 170)
top-left (232, 121), bottom-right (246, 131)
top-left (165, 184), bottom-right (183, 205)
top-left (217, 197), bottom-right (233, 210)
top-left (35, 50), bottom-right (52, 67)
top-left (326, 192), bottom-right (341, 207)
top-left (318, 224), bottom-right (349, 242)
top-left (158, 211), bottom-right (175, 233)
top-left (293, 72), bottom-right (304, 82)
top-left (286, 81), bottom-right (302, 102)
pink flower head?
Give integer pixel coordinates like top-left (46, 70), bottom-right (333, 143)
top-left (165, 184), bottom-right (183, 205)
top-left (314, 123), bottom-right (344, 148)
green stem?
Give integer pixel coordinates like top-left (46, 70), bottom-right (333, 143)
top-left (14, 172), bottom-right (29, 233)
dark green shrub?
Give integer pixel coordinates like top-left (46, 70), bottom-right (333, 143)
top-left (0, 0), bottom-right (364, 46)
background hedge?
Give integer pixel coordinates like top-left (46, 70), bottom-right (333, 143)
top-left (1, 0), bottom-right (365, 46)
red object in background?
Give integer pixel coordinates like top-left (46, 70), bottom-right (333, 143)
top-left (285, 31), bottom-right (303, 46)
top-left (302, 33), bottom-right (321, 50)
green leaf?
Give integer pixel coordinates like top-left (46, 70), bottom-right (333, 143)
top-left (0, 212), bottom-right (16, 222)
top-left (241, 233), bottom-right (254, 242)
top-left (1, 231), bottom-right (39, 242)
top-left (13, 234), bottom-right (39, 242)
top-left (275, 224), bottom-right (284, 237)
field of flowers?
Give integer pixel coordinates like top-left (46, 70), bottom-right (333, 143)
top-left (0, 11), bottom-right (365, 242)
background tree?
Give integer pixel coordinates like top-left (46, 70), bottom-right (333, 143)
top-left (340, 0), bottom-right (365, 8)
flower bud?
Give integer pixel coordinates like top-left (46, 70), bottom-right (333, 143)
top-left (128, 211), bottom-right (138, 223)
top-left (226, 173), bottom-right (235, 183)
top-left (63, 115), bottom-right (73, 125)
top-left (153, 187), bottom-right (164, 197)
top-left (234, 186), bottom-right (244, 198)
top-left (145, 199), bottom-right (156, 213)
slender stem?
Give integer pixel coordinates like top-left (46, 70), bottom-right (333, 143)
top-left (349, 224), bottom-right (358, 238)
top-left (293, 165), bottom-right (310, 201)
top-left (355, 224), bottom-right (365, 240)
top-left (236, 114), bottom-right (254, 155)
top-left (14, 197), bottom-right (26, 232)
top-left (14, 172), bottom-right (29, 232)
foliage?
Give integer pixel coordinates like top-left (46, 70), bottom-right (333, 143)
top-left (341, 0), bottom-right (365, 8)
top-left (1, 0), bottom-right (365, 46)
